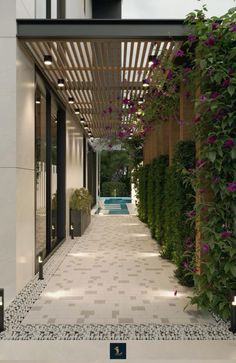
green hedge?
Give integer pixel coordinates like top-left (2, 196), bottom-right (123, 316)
top-left (153, 155), bottom-right (169, 243)
top-left (162, 141), bottom-right (196, 286)
top-left (101, 181), bottom-right (129, 197)
top-left (136, 141), bottom-right (195, 287)
top-left (137, 165), bottom-right (149, 223)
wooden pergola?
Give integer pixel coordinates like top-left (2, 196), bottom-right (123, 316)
top-left (17, 19), bottom-right (187, 138)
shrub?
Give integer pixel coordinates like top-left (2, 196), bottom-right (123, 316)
top-left (101, 181), bottom-right (128, 197)
top-left (70, 188), bottom-right (92, 214)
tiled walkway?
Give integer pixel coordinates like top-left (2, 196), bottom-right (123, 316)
top-left (22, 214), bottom-right (213, 325)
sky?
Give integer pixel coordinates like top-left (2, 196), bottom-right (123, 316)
top-left (122, 0), bottom-right (236, 18)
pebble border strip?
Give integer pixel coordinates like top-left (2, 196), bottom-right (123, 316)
top-left (0, 238), bottom-right (235, 341)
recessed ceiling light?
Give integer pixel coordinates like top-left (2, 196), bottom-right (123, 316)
top-left (80, 117), bottom-right (85, 124)
top-left (35, 98), bottom-right (41, 104)
top-left (44, 55), bottom-right (52, 65)
top-left (142, 79), bottom-right (150, 88)
top-left (68, 97), bottom-right (74, 104)
top-left (138, 98), bottom-right (144, 104)
top-left (75, 108), bottom-right (80, 115)
top-left (148, 55), bottom-right (157, 67)
top-left (58, 79), bottom-right (65, 87)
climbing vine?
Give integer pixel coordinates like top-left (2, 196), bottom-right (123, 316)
top-left (182, 7), bottom-right (236, 318)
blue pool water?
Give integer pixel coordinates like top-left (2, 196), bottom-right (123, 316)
top-left (97, 197), bottom-right (131, 215)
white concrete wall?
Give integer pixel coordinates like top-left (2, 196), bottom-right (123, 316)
top-left (66, 112), bottom-right (84, 236)
top-left (0, 0), bottom-right (17, 305)
top-left (0, 0), bottom-right (35, 305)
top-left (16, 43), bottom-right (35, 295)
top-left (66, 0), bottom-right (92, 18)
top-left (16, 0), bottom-right (35, 18)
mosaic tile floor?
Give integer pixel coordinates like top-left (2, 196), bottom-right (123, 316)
top-left (22, 214), bottom-right (213, 326)
top-left (1, 211), bottom-right (235, 340)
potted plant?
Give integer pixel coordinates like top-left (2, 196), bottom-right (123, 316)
top-left (69, 188), bottom-right (92, 237)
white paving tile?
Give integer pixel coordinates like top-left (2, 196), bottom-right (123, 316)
top-left (22, 214), bottom-right (214, 325)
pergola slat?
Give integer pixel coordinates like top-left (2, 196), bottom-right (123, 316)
top-left (20, 36), bottom-right (183, 137)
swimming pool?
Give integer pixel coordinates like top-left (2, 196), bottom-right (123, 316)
top-left (98, 197), bottom-right (131, 215)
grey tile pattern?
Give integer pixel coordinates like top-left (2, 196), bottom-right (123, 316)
top-left (0, 215), bottom-right (235, 340)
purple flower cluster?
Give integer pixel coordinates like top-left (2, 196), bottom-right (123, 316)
top-left (229, 23), bottom-right (236, 32)
top-left (211, 91), bottom-right (220, 99)
top-left (201, 242), bottom-right (209, 253)
top-left (207, 135), bottom-right (217, 144)
top-left (220, 230), bottom-right (232, 238)
top-left (204, 34), bottom-right (215, 47)
top-left (223, 138), bottom-right (235, 149)
top-left (226, 181), bottom-right (236, 192)
top-left (212, 108), bottom-right (225, 121)
top-left (175, 49), bottom-right (184, 57)
top-left (221, 79), bottom-right (230, 87)
top-left (187, 34), bottom-right (197, 43)
top-left (186, 210), bottom-right (196, 219)
top-left (199, 95), bottom-right (207, 102)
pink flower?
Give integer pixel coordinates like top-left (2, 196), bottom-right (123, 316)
top-left (226, 181), bottom-right (236, 192)
top-left (220, 230), bottom-right (233, 238)
top-left (186, 210), bottom-right (196, 219)
top-left (122, 97), bottom-right (129, 105)
top-left (207, 135), bottom-right (217, 144)
top-left (166, 69), bottom-right (173, 80)
top-left (108, 107), bottom-right (112, 113)
top-left (151, 58), bottom-right (160, 68)
top-left (201, 243), bottom-right (209, 253)
top-left (108, 144), bottom-right (113, 149)
top-left (175, 49), bottom-right (184, 57)
top-left (212, 109), bottom-right (225, 121)
top-left (223, 138), bottom-right (235, 149)
top-left (183, 261), bottom-right (188, 269)
top-left (229, 23), bottom-right (236, 32)
top-left (128, 106), bottom-right (136, 114)
top-left (187, 34), bottom-right (196, 43)
top-left (211, 22), bottom-right (219, 30)
top-left (199, 95), bottom-right (207, 102)
top-left (204, 34), bottom-right (215, 47)
top-left (221, 79), bottom-right (230, 87)
top-left (211, 91), bottom-right (220, 99)
top-left (185, 237), bottom-right (193, 248)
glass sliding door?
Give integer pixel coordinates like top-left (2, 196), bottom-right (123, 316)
top-left (35, 86), bottom-right (47, 260)
top-left (51, 97), bottom-right (58, 248)
top-left (35, 73), bottom-right (66, 270)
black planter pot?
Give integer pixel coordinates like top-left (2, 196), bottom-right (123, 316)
top-left (70, 209), bottom-right (91, 237)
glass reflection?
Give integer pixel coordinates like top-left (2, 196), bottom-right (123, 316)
top-left (35, 87), bottom-right (47, 258)
top-left (51, 98), bottom-right (58, 247)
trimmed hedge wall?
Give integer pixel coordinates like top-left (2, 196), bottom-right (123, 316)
top-left (163, 141), bottom-right (196, 286)
top-left (101, 181), bottom-right (129, 197)
top-left (136, 141), bottom-right (196, 286)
